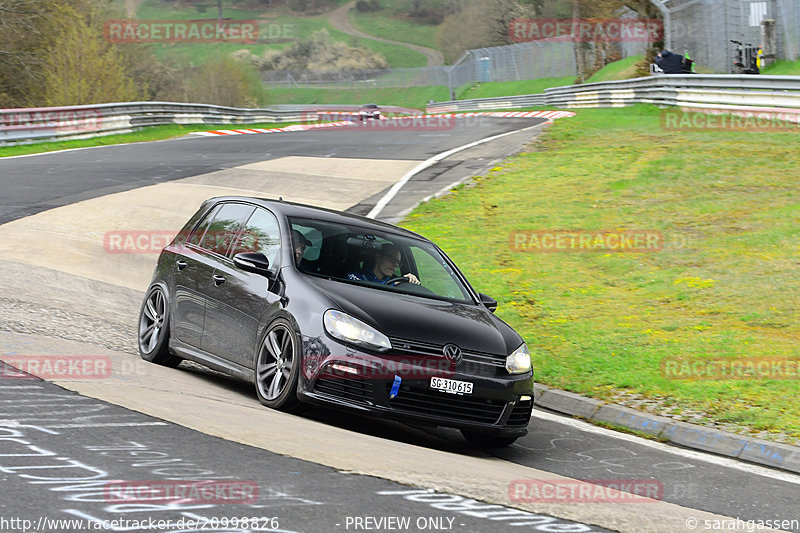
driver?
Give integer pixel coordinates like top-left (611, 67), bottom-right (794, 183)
top-left (347, 243), bottom-right (420, 285)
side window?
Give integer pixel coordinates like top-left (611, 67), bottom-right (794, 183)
top-left (411, 246), bottom-right (469, 300)
top-left (232, 208), bottom-right (282, 267)
top-left (291, 223), bottom-right (322, 262)
top-left (198, 203), bottom-right (255, 255)
top-left (186, 205), bottom-right (220, 247)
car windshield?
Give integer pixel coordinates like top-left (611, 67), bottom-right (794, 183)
top-left (289, 217), bottom-right (474, 304)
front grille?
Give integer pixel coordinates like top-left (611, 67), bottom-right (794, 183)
top-left (507, 399), bottom-right (533, 427)
top-left (386, 384), bottom-right (505, 424)
top-left (389, 337), bottom-right (506, 372)
top-left (314, 372), bottom-right (374, 404)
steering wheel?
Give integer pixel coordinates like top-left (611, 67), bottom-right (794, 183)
top-left (385, 276), bottom-right (409, 286)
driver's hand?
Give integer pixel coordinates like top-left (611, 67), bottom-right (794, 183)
top-left (404, 273), bottom-right (421, 285)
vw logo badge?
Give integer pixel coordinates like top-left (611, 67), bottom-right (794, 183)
top-left (443, 343), bottom-right (463, 365)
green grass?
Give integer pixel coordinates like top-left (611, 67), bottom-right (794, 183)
top-left (132, 0), bottom-right (426, 68)
top-left (585, 55), bottom-right (644, 83)
top-left (762, 58), bottom-right (800, 75)
top-left (0, 121), bottom-right (293, 158)
top-left (266, 85), bottom-right (448, 109)
top-left (349, 1), bottom-right (439, 49)
top-left (333, 29), bottom-right (427, 67)
top-left (401, 105), bottom-right (800, 442)
top-left (456, 77), bottom-right (577, 99)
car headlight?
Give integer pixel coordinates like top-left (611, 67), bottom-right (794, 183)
top-left (506, 343), bottom-right (532, 374)
top-left (323, 310), bottom-right (391, 352)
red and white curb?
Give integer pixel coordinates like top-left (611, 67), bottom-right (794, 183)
top-left (191, 111), bottom-right (576, 137)
top-left (422, 110), bottom-right (576, 119)
top-left (192, 121), bottom-right (357, 137)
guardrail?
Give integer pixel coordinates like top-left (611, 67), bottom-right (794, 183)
top-left (427, 94), bottom-right (546, 113)
top-left (6, 76), bottom-right (800, 145)
top-left (428, 74), bottom-right (800, 114)
top-left (0, 102), bottom-right (421, 146)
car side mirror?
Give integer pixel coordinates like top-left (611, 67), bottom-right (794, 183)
top-left (479, 293), bottom-right (497, 313)
top-left (233, 252), bottom-right (274, 279)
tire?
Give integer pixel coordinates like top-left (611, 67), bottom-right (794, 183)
top-left (254, 318), bottom-right (301, 411)
top-left (138, 284), bottom-right (182, 367)
top-left (461, 429), bottom-right (518, 448)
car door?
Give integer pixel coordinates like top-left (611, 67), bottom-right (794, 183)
top-left (201, 207), bottom-right (283, 369)
top-left (171, 203), bottom-right (220, 348)
top-left (172, 202), bottom-right (254, 349)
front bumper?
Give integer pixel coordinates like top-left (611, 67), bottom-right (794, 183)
top-left (298, 335), bottom-right (534, 436)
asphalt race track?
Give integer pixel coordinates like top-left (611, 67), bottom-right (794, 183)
top-left (1, 118), bottom-right (798, 533)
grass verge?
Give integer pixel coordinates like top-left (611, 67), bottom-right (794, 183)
top-left (761, 59), bottom-right (800, 75)
top-left (456, 77), bottom-right (577, 99)
top-left (0, 122), bottom-right (293, 158)
top-left (401, 105), bottom-right (800, 443)
top-left (585, 55), bottom-right (644, 83)
top-left (349, 2), bottom-right (439, 50)
top-left (266, 86), bottom-right (449, 108)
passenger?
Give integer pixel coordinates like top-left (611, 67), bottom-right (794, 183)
top-left (292, 229), bottom-right (312, 264)
top-left (347, 243), bottom-right (420, 285)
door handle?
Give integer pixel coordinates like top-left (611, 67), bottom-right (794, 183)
top-left (176, 260), bottom-right (188, 271)
top-left (213, 274), bottom-right (226, 286)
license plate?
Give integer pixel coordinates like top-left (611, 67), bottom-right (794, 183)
top-left (430, 377), bottom-right (473, 395)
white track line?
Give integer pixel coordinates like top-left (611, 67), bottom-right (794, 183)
top-left (531, 408), bottom-right (800, 484)
top-left (366, 121), bottom-right (552, 219)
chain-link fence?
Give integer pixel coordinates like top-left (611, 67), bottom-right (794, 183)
top-left (261, 0), bottom-right (800, 91)
top-left (261, 40), bottom-right (578, 91)
top-left (664, 0), bottom-right (800, 73)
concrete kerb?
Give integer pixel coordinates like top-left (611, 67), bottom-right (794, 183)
top-left (533, 382), bottom-right (800, 475)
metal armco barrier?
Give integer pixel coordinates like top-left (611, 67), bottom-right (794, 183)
top-left (428, 74), bottom-right (800, 114)
top-left (5, 76), bottom-right (800, 145)
top-left (0, 102), bottom-right (418, 146)
top-left (427, 95), bottom-right (546, 114)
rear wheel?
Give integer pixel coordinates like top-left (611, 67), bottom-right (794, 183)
top-left (461, 429), bottom-right (518, 448)
top-left (138, 285), bottom-right (181, 367)
top-left (254, 319), bottom-right (301, 411)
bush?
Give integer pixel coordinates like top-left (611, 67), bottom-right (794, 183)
top-left (184, 56), bottom-right (265, 107)
top-left (256, 30), bottom-right (389, 72)
top-left (355, 0), bottom-right (381, 12)
top-left (288, 0), bottom-right (334, 13)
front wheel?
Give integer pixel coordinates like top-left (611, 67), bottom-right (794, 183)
top-left (461, 429), bottom-right (518, 448)
top-left (254, 319), bottom-right (301, 411)
top-left (138, 284), bottom-right (181, 367)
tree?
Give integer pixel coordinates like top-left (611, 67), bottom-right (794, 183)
top-left (0, 0), bottom-right (51, 106)
top-left (185, 56), bottom-right (264, 107)
top-left (40, 3), bottom-right (139, 105)
top-left (435, 0), bottom-right (528, 63)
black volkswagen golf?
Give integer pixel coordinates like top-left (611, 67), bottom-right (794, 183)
top-left (138, 197), bottom-right (533, 446)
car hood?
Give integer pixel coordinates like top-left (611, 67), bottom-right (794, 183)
top-left (305, 277), bottom-right (519, 355)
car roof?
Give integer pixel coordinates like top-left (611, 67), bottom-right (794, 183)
top-left (203, 196), bottom-right (431, 242)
